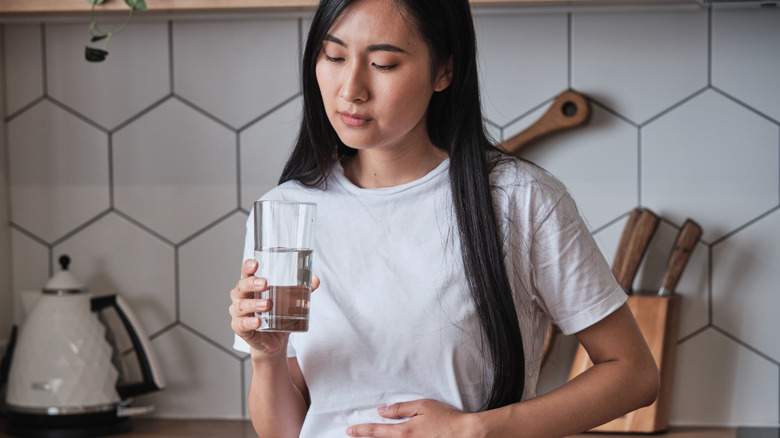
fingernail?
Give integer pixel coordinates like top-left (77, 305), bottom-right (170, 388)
top-left (253, 278), bottom-right (265, 288)
top-left (377, 406), bottom-right (387, 414)
top-left (255, 299), bottom-right (267, 309)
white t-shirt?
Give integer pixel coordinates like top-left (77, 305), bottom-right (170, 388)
top-left (234, 156), bottom-right (625, 437)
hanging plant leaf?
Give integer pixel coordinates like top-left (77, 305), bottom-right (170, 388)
top-left (125, 0), bottom-right (147, 11)
top-left (87, 0), bottom-right (107, 4)
top-left (91, 34), bottom-right (108, 42)
top-left (85, 46), bottom-right (109, 62)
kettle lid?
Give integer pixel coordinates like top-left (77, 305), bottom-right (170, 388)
top-left (43, 255), bottom-right (87, 295)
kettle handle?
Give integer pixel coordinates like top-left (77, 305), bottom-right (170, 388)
top-left (92, 294), bottom-right (166, 398)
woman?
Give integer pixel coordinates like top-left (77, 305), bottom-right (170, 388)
top-left (229, 0), bottom-right (659, 436)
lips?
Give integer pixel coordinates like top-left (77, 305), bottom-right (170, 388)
top-left (338, 111), bottom-right (372, 127)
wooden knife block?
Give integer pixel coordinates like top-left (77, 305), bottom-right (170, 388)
top-left (567, 294), bottom-right (682, 433)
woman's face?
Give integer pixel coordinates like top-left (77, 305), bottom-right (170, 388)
top-left (315, 0), bottom-right (451, 153)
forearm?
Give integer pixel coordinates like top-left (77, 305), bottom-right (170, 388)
top-left (475, 356), bottom-right (658, 438)
top-left (247, 352), bottom-right (308, 438)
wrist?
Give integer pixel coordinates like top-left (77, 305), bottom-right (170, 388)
top-left (466, 411), bottom-right (490, 438)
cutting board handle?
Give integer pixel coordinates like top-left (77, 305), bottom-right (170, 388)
top-left (501, 89), bottom-right (590, 154)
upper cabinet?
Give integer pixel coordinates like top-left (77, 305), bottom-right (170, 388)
top-left (0, 0), bottom-right (697, 14)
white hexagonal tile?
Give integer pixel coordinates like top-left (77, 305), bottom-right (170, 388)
top-left (7, 100), bottom-right (110, 243)
top-left (571, 9), bottom-right (708, 125)
top-left (4, 24), bottom-right (44, 116)
top-left (712, 7), bottom-right (780, 123)
top-left (53, 213), bottom-right (175, 336)
top-left (10, 229), bottom-right (49, 325)
top-left (712, 209), bottom-right (780, 363)
top-left (475, 12), bottom-right (568, 127)
top-left (172, 18), bottom-right (300, 129)
top-left (670, 328), bottom-right (779, 426)
top-left (113, 98), bottom-right (237, 244)
top-left (642, 90), bottom-right (779, 243)
top-left (45, 20), bottom-right (170, 130)
top-left (508, 104), bottom-right (638, 230)
top-left (135, 325), bottom-right (243, 418)
top-left (239, 96), bottom-right (301, 210)
top-left (179, 212), bottom-right (247, 347)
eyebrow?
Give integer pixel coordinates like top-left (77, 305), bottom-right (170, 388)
top-left (323, 34), bottom-right (408, 54)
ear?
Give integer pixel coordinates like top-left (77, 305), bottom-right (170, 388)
top-left (434, 56), bottom-right (454, 92)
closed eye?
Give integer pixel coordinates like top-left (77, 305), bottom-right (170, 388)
top-left (325, 55), bottom-right (344, 63)
top-left (372, 63), bottom-right (397, 71)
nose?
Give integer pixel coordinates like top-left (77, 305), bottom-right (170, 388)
top-left (339, 60), bottom-right (369, 103)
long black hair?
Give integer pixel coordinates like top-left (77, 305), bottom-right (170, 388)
top-left (279, 0), bottom-right (525, 410)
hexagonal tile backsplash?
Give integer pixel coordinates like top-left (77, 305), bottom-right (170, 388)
top-left (2, 4), bottom-right (779, 426)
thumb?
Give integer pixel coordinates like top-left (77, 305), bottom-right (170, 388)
top-left (377, 401), bottom-right (422, 419)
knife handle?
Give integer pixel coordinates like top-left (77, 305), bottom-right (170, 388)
top-left (612, 208), bottom-right (643, 279)
top-left (618, 209), bottom-right (660, 292)
top-left (659, 219), bottom-right (703, 295)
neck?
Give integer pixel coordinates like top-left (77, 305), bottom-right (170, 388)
top-left (343, 144), bottom-right (448, 189)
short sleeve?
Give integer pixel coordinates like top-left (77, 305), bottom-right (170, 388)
top-left (527, 192), bottom-right (626, 335)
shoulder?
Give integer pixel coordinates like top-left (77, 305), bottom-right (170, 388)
top-left (489, 153), bottom-right (570, 215)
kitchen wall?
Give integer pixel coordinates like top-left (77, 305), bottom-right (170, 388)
top-left (0, 28), bottom-right (10, 359)
top-left (1, 2), bottom-right (779, 427)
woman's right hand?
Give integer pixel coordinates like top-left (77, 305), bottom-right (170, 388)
top-left (229, 259), bottom-right (289, 358)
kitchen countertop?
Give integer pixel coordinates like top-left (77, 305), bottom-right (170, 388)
top-left (0, 418), bottom-right (737, 437)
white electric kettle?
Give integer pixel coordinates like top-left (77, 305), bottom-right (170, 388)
top-left (4, 255), bottom-right (166, 438)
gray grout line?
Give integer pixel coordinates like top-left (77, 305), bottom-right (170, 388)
top-left (110, 93), bottom-right (172, 134)
top-left (711, 325), bottom-right (780, 367)
top-left (108, 133), bottom-right (115, 209)
top-left (567, 12), bottom-right (572, 89)
top-left (8, 221), bottom-right (51, 249)
top-left (588, 99), bottom-right (637, 127)
top-left (237, 92), bottom-right (302, 133)
top-left (710, 205), bottom-right (780, 247)
top-left (637, 128), bottom-right (642, 206)
top-left (113, 209), bottom-right (177, 248)
top-left (236, 132), bottom-right (243, 210)
top-left (179, 322), bottom-right (245, 359)
top-left (678, 324), bottom-right (711, 346)
top-left (46, 95), bottom-right (109, 134)
top-left (174, 248), bottom-right (180, 322)
top-left (168, 20), bottom-right (174, 94)
top-left (4, 95), bottom-right (44, 123)
top-left (710, 86), bottom-right (780, 126)
top-left (707, 5), bottom-right (712, 87)
top-left (50, 208), bottom-right (112, 247)
top-left (499, 94), bottom-right (556, 132)
top-left (176, 208), bottom-right (243, 248)
top-left (639, 85), bottom-right (709, 128)
top-left (175, 94), bottom-right (235, 131)
top-left (40, 23), bottom-right (47, 96)
top-left (150, 321), bottom-right (178, 340)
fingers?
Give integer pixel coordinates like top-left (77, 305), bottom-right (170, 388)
top-left (312, 275), bottom-right (321, 292)
top-left (346, 401), bottom-right (422, 437)
top-left (378, 401), bottom-right (421, 419)
top-left (346, 423), bottom-right (395, 437)
top-left (241, 259), bottom-right (258, 278)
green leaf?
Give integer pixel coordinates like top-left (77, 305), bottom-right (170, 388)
top-left (90, 34), bottom-right (108, 42)
top-left (85, 46), bottom-right (108, 62)
top-left (87, 0), bottom-right (107, 5)
top-left (125, 0), bottom-right (147, 11)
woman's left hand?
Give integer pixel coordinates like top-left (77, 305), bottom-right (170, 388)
top-left (346, 399), bottom-right (483, 438)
